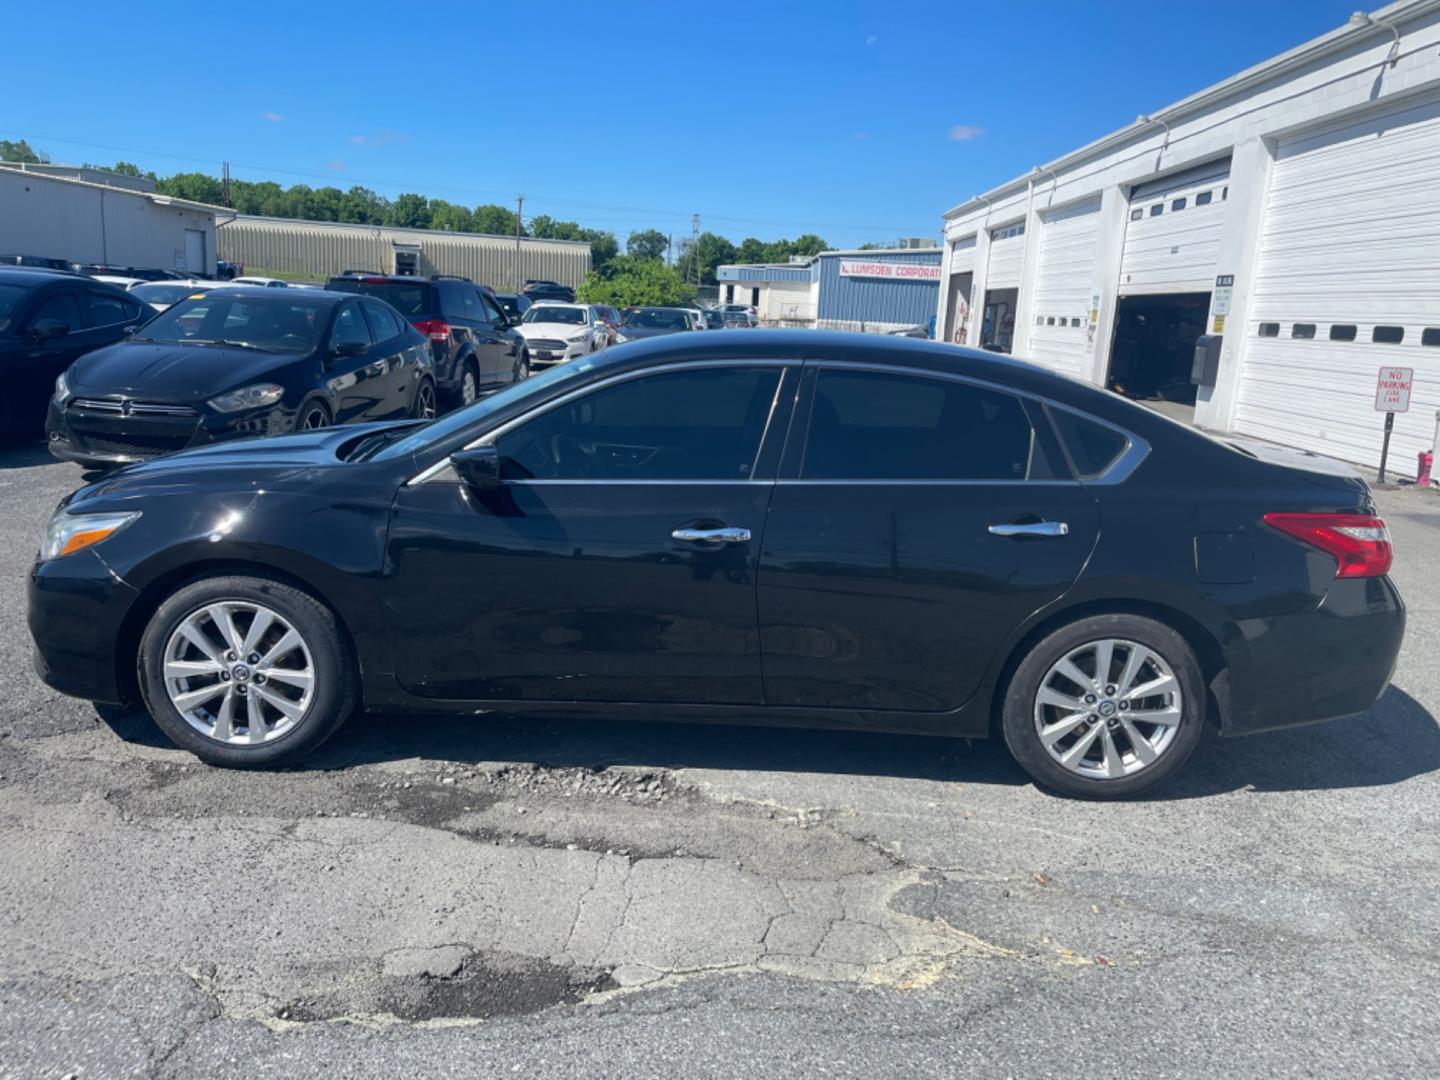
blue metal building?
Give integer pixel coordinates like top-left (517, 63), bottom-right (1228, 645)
top-left (716, 247), bottom-right (942, 334)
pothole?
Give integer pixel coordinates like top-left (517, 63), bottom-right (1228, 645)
top-left (278, 950), bottom-right (614, 1023)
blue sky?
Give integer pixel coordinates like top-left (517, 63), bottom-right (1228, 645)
top-left (7, 0), bottom-right (1363, 250)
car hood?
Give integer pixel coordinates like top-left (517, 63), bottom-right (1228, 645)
top-left (619, 324), bottom-right (686, 339)
top-left (518, 322), bottom-right (588, 339)
top-left (69, 341), bottom-right (306, 402)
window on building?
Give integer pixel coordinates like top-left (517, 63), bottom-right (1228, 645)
top-left (1149, 204), bottom-right (1164, 217)
top-left (1292, 323), bottom-right (1316, 339)
top-left (1070, 317), bottom-right (1081, 327)
top-left (1172, 197), bottom-right (1187, 211)
top-left (1258, 323), bottom-right (1280, 337)
top-left (1196, 191), bottom-right (1213, 206)
top-left (1330, 324), bottom-right (1357, 341)
top-left (1422, 328), bottom-right (1440, 347)
top-left (1035, 316), bottom-right (1044, 326)
top-left (1130, 208), bottom-right (1144, 221)
top-left (1046, 316), bottom-right (1055, 325)
top-left (1373, 326), bottom-right (1404, 344)
top-left (1222, 186), bottom-right (1229, 200)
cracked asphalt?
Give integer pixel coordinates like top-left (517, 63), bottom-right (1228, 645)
top-left (2, 436), bottom-right (1439, 1078)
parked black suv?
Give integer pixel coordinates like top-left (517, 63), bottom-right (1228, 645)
top-left (521, 279), bottom-right (576, 303)
top-left (325, 274), bottom-right (528, 406)
top-left (0, 267), bottom-right (150, 435)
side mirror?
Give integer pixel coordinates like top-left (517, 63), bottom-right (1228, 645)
top-left (31, 319), bottom-right (69, 341)
top-left (332, 339), bottom-right (368, 358)
top-left (509, 313), bottom-right (524, 327)
top-left (451, 446), bottom-right (502, 491)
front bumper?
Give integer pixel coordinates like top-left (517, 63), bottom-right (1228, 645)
top-left (524, 341), bottom-right (587, 369)
top-left (45, 397), bottom-right (288, 469)
top-left (28, 547), bottom-right (139, 704)
top-left (1221, 574), bottom-right (1405, 736)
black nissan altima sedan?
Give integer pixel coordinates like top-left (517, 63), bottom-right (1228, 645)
top-left (45, 287), bottom-right (436, 469)
top-left (27, 331), bottom-right (1404, 797)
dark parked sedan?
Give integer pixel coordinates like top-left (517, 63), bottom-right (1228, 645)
top-left (45, 287), bottom-right (435, 469)
top-left (28, 332), bottom-right (1403, 797)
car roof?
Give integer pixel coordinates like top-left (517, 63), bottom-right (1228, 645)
top-left (190, 286), bottom-right (348, 304)
top-left (0, 266), bottom-right (81, 286)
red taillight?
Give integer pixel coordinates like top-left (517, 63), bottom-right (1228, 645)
top-left (1263, 512), bottom-right (1393, 578)
top-left (362, 276), bottom-right (389, 283)
top-left (413, 319), bottom-right (451, 342)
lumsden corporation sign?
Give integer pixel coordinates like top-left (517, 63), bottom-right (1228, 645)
top-left (837, 260), bottom-right (943, 281)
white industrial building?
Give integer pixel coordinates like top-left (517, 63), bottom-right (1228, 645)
top-left (938, 0), bottom-right (1440, 475)
top-left (0, 167), bottom-right (225, 275)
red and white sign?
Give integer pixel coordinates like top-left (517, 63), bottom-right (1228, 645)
top-left (837, 259), bottom-right (942, 282)
top-left (1375, 366), bottom-right (1414, 412)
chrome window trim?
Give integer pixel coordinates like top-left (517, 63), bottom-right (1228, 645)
top-left (1043, 400), bottom-right (1151, 486)
top-left (408, 358), bottom-right (794, 486)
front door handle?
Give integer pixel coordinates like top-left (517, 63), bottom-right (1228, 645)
top-left (988, 521), bottom-right (1069, 538)
top-left (671, 526), bottom-right (751, 543)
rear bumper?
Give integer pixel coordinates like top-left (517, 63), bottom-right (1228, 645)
top-left (1220, 575), bottom-right (1405, 736)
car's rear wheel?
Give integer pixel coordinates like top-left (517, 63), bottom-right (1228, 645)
top-left (137, 575), bottom-right (358, 767)
top-left (1001, 614), bottom-right (1205, 799)
top-left (412, 378), bottom-right (437, 420)
top-left (515, 351), bottom-right (529, 383)
top-left (459, 364), bottom-right (479, 406)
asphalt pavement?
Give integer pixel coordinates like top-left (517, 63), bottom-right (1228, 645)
top-left (1, 433), bottom-right (1438, 1079)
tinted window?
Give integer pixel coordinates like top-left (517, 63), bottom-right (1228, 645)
top-left (362, 301), bottom-right (404, 342)
top-left (1330, 324), bottom-right (1357, 341)
top-left (802, 370), bottom-right (1034, 481)
top-left (85, 291), bottom-right (131, 327)
top-left (1292, 323), bottom-right (1316, 339)
top-left (1149, 204), bottom-right (1163, 217)
top-left (1049, 407), bottom-right (1129, 479)
top-left (30, 291), bottom-right (83, 330)
top-left (331, 304), bottom-right (373, 349)
top-left (1171, 197), bottom-right (1187, 211)
top-left (438, 283), bottom-right (468, 320)
top-left (1373, 325), bottom-right (1404, 344)
top-left (1196, 190), bottom-right (1213, 206)
top-left (130, 283), bottom-right (193, 306)
top-left (138, 295), bottom-right (325, 351)
top-left (478, 291), bottom-right (506, 325)
top-left (328, 280), bottom-right (431, 317)
top-left (523, 305), bottom-right (588, 325)
top-left (0, 282), bottom-right (27, 329)
top-left (496, 367), bottom-right (781, 481)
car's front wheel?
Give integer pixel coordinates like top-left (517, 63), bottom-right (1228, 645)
top-left (137, 575), bottom-right (358, 767)
top-left (1001, 614), bottom-right (1205, 799)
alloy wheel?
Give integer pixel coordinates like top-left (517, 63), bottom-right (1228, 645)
top-left (162, 601), bottom-right (316, 745)
top-left (461, 370), bottom-right (478, 405)
top-left (1032, 638), bottom-right (1183, 780)
top-left (301, 407), bottom-right (328, 431)
top-left (417, 382), bottom-right (437, 420)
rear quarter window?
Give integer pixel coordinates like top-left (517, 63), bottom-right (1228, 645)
top-left (1049, 407), bottom-right (1130, 479)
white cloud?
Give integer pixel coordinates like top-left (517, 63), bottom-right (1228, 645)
top-left (947, 124), bottom-right (984, 141)
top-left (348, 135), bottom-right (367, 145)
top-left (865, 34), bottom-right (878, 46)
top-left (326, 159), bottom-right (348, 172)
top-left (261, 111), bottom-right (284, 123)
top-left (348, 129), bottom-right (408, 147)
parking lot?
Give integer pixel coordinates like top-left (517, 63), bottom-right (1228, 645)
top-left (1, 436), bottom-right (1438, 1078)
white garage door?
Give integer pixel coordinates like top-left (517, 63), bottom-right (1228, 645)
top-left (948, 234), bottom-right (976, 275)
top-left (1235, 92), bottom-right (1440, 471)
top-left (986, 221), bottom-right (1025, 289)
top-left (1028, 197), bottom-right (1101, 378)
top-left (1118, 159), bottom-right (1229, 295)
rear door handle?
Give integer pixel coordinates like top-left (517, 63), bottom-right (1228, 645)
top-left (671, 526), bottom-right (751, 543)
top-left (988, 521), bottom-right (1069, 537)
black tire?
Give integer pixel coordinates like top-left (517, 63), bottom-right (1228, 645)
top-left (514, 351), bottom-right (530, 383)
top-left (412, 378), bottom-right (437, 420)
top-left (298, 400), bottom-right (330, 431)
top-left (137, 575), bottom-right (359, 768)
top-left (1001, 613), bottom-right (1205, 800)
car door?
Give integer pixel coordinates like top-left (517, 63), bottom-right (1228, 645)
top-left (383, 362), bottom-right (796, 704)
top-left (473, 289), bottom-right (514, 385)
top-left (16, 288), bottom-right (89, 407)
top-left (360, 300), bottom-right (414, 416)
top-left (325, 300), bottom-right (386, 422)
top-left (757, 363), bottom-right (1101, 713)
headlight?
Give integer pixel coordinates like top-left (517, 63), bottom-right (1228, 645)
top-left (615, 334), bottom-right (629, 343)
top-left (41, 510), bottom-right (140, 561)
top-left (54, 371), bottom-right (72, 405)
top-left (207, 383), bottom-right (285, 413)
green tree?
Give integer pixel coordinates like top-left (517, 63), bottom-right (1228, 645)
top-left (583, 229), bottom-right (619, 272)
top-left (0, 139), bottom-right (48, 163)
top-left (386, 193), bottom-right (431, 229)
top-left (735, 238), bottom-right (767, 264)
top-left (577, 255), bottom-right (694, 307)
top-left (427, 199), bottom-right (474, 232)
top-left (472, 203), bottom-right (520, 235)
top-left (339, 186), bottom-right (388, 224)
top-left (626, 229), bottom-right (668, 262)
top-left (675, 231), bottom-right (737, 286)
top-left (791, 233), bottom-right (828, 258)
top-left (156, 171), bottom-right (225, 204)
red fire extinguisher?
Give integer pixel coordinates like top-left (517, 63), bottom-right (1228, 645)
top-left (1418, 450), bottom-right (1434, 487)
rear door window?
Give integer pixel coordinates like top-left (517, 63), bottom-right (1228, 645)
top-left (29, 291), bottom-right (83, 331)
top-left (478, 291), bottom-right (507, 326)
top-left (1048, 407), bottom-right (1130, 478)
top-left (362, 301), bottom-right (404, 343)
top-left (84, 290), bottom-right (135, 328)
top-left (801, 369), bottom-right (1037, 481)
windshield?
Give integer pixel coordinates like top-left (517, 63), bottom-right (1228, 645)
top-left (0, 282), bottom-right (26, 332)
top-left (135, 293), bottom-right (326, 352)
top-left (372, 353), bottom-right (613, 463)
top-left (130, 283), bottom-right (193, 306)
top-left (327, 280), bottom-right (430, 317)
top-left (624, 308), bottom-right (689, 329)
top-left (524, 305), bottom-right (586, 325)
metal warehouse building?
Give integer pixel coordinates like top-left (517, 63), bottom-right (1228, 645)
top-left (0, 167), bottom-right (223, 274)
top-left (718, 247), bottom-right (942, 333)
top-left (219, 216), bottom-right (591, 290)
top-left (938, 0), bottom-right (1440, 473)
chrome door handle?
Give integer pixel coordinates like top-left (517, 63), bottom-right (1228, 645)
top-left (988, 521), bottom-right (1069, 537)
top-left (671, 526), bottom-right (751, 543)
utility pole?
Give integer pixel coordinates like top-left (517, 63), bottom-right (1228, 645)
top-left (222, 161), bottom-right (231, 208)
top-left (514, 195), bottom-right (525, 291)
top-left (666, 233), bottom-right (672, 265)
top-left (689, 213), bottom-right (701, 287)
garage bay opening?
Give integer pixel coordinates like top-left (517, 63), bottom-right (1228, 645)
top-left (1106, 292), bottom-right (1209, 421)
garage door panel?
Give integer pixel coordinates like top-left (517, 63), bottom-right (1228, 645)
top-left (1237, 92), bottom-right (1440, 472)
top-left (986, 222), bottom-right (1025, 290)
top-left (1029, 198), bottom-right (1100, 378)
top-left (1119, 173), bottom-right (1228, 295)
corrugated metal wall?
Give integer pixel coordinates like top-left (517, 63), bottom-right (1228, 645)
top-left (217, 216), bottom-right (591, 288)
top-left (815, 251), bottom-right (942, 331)
top-left (716, 264), bottom-right (814, 283)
